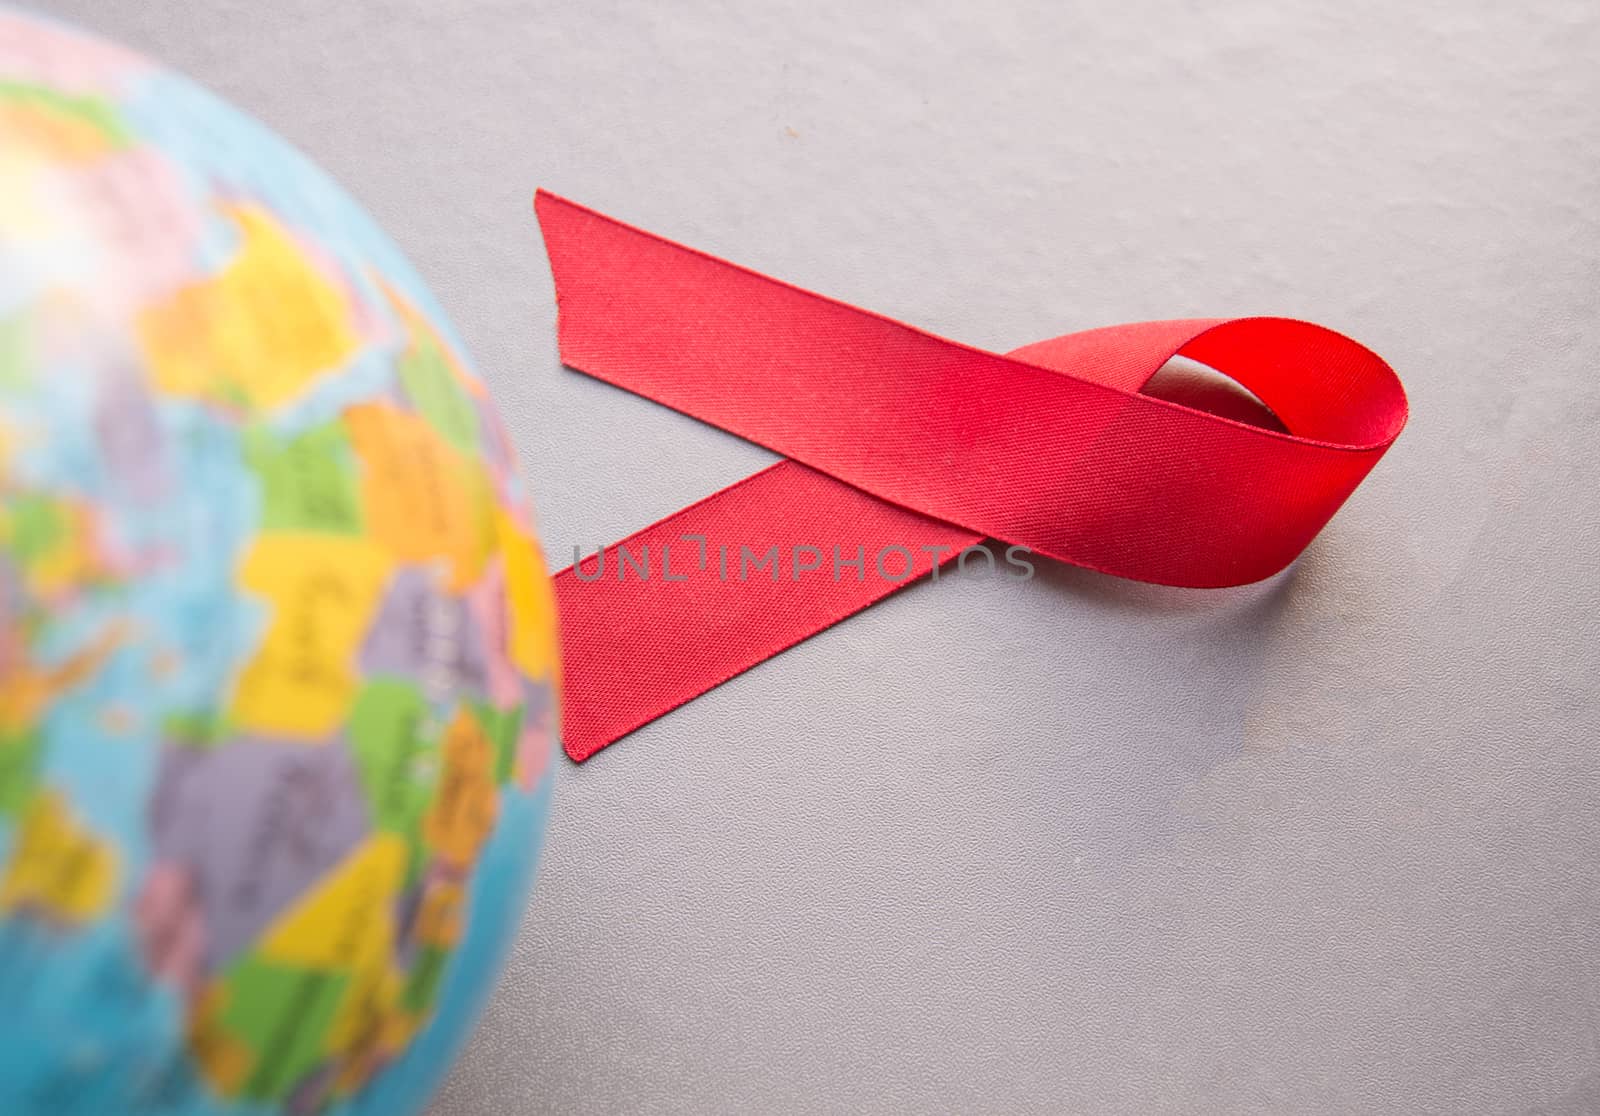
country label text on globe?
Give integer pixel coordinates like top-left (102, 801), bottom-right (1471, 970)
top-left (0, 10), bottom-right (559, 1115)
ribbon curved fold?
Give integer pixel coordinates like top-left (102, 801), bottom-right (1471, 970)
top-left (535, 191), bottom-right (1407, 761)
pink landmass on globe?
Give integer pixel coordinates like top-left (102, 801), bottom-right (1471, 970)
top-left (467, 557), bottom-right (524, 710)
top-left (0, 13), bottom-right (147, 93)
top-left (63, 146), bottom-right (204, 314)
top-left (132, 862), bottom-right (208, 1000)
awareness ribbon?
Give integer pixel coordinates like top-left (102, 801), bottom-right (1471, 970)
top-left (535, 192), bottom-right (1408, 762)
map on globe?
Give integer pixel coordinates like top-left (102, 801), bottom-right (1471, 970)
top-left (0, 9), bottom-right (558, 1115)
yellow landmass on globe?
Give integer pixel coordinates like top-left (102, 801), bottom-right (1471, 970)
top-left (248, 833), bottom-right (411, 1097)
top-left (498, 509), bottom-right (558, 682)
top-left (0, 623), bottom-right (119, 737)
top-left (230, 533), bottom-right (393, 740)
top-left (413, 874), bottom-right (466, 947)
top-left (326, 957), bottom-right (401, 1052)
top-left (258, 832), bottom-right (406, 972)
top-left (0, 151), bottom-right (58, 246)
top-left (424, 706), bottom-right (499, 869)
top-left (137, 202), bottom-right (360, 411)
top-left (378, 276), bottom-right (485, 400)
top-left (0, 101), bottom-right (119, 164)
top-left (324, 954), bottom-right (414, 1096)
top-left (343, 401), bottom-right (497, 589)
top-left (18, 499), bottom-right (106, 599)
top-left (188, 985), bottom-right (254, 1096)
top-left (370, 1009), bottom-right (425, 1084)
top-left (0, 789), bottom-right (117, 923)
top-left (0, 487), bottom-right (112, 605)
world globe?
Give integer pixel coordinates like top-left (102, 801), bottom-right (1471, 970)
top-left (0, 9), bottom-right (558, 1114)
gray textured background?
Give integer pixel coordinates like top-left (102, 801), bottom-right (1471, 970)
top-left (33, 0), bottom-right (1600, 1111)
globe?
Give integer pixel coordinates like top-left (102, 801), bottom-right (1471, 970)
top-left (0, 9), bottom-right (558, 1115)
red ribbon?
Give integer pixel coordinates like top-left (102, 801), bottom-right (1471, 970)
top-left (536, 191), bottom-right (1408, 762)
